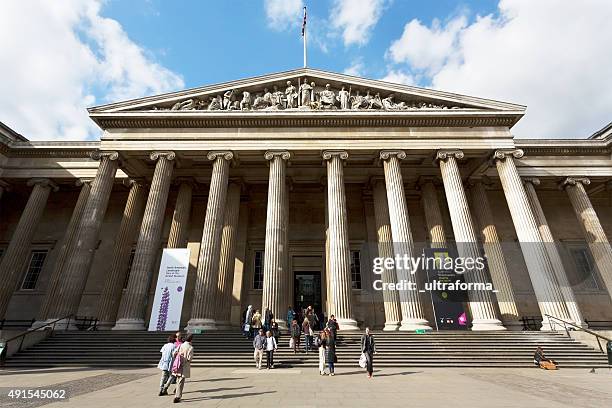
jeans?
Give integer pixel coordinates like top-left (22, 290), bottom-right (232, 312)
top-left (328, 361), bottom-right (335, 373)
top-left (159, 370), bottom-right (170, 391)
top-left (266, 350), bottom-right (274, 368)
top-left (305, 335), bottom-right (312, 351)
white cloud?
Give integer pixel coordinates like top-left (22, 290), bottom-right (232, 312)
top-left (343, 59), bottom-right (365, 76)
top-left (0, 0), bottom-right (184, 141)
top-left (384, 0), bottom-right (612, 138)
top-left (380, 70), bottom-right (415, 86)
top-left (331, 0), bottom-right (388, 46)
top-left (264, 0), bottom-right (304, 31)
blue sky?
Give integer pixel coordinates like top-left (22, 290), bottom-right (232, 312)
top-left (1, 1), bottom-right (611, 140)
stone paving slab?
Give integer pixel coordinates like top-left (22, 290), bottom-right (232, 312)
top-left (0, 366), bottom-right (611, 407)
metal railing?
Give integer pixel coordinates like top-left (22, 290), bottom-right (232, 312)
top-left (0, 314), bottom-right (75, 365)
top-left (545, 314), bottom-right (611, 354)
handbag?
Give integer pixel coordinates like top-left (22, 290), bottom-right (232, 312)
top-left (289, 337), bottom-right (295, 349)
top-left (359, 353), bottom-right (367, 368)
top-left (244, 323), bottom-right (251, 331)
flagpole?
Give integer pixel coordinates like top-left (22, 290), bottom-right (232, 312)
top-left (302, 6), bottom-right (307, 68)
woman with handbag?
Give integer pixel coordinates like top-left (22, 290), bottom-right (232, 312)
top-left (172, 334), bottom-right (194, 403)
top-left (360, 327), bottom-right (376, 378)
top-left (290, 319), bottom-right (301, 353)
top-left (317, 330), bottom-right (328, 375)
top-left (326, 329), bottom-right (337, 376)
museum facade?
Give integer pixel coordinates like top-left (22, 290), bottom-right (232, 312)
top-left (1, 68), bottom-right (611, 332)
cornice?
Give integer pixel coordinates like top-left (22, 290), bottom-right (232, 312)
top-left (0, 141), bottom-right (100, 158)
top-left (90, 111), bottom-right (521, 130)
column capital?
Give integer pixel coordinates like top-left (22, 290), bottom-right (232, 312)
top-left (173, 176), bottom-right (198, 188)
top-left (322, 150), bottom-right (348, 161)
top-left (150, 151), bottom-right (176, 161)
top-left (435, 149), bottom-right (464, 164)
top-left (379, 150), bottom-right (406, 160)
top-left (75, 178), bottom-right (94, 187)
top-left (492, 149), bottom-right (524, 162)
top-left (559, 177), bottom-right (591, 189)
top-left (27, 178), bottom-right (59, 192)
top-left (368, 175), bottom-right (386, 188)
top-left (123, 178), bottom-right (147, 189)
top-left (264, 150), bottom-right (291, 161)
top-left (523, 177), bottom-right (541, 186)
top-left (90, 151), bottom-right (120, 161)
top-left (207, 151), bottom-right (234, 161)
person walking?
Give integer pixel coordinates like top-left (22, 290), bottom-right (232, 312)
top-left (361, 327), bottom-right (376, 378)
top-left (244, 305), bottom-right (254, 338)
top-left (290, 319), bottom-right (301, 353)
top-left (161, 332), bottom-right (184, 393)
top-left (326, 329), bottom-right (337, 376)
top-left (270, 319), bottom-right (280, 345)
top-left (171, 334), bottom-right (194, 403)
top-left (302, 317), bottom-right (313, 353)
top-left (253, 329), bottom-right (266, 369)
top-left (265, 330), bottom-right (278, 369)
top-left (326, 314), bottom-right (339, 339)
top-left (157, 335), bottom-right (176, 396)
top-left (317, 330), bottom-right (328, 375)
top-left (287, 306), bottom-right (296, 329)
top-left (264, 307), bottom-right (273, 331)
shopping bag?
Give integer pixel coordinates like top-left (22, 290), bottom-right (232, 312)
top-left (358, 353), bottom-right (367, 368)
top-left (289, 337), bottom-right (295, 349)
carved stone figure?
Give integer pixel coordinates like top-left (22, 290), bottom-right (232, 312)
top-left (252, 93), bottom-right (267, 110)
top-left (351, 90), bottom-right (368, 109)
top-left (240, 91), bottom-right (251, 110)
top-left (369, 92), bottom-right (383, 109)
top-left (337, 86), bottom-right (350, 110)
top-left (272, 86), bottom-right (285, 108)
top-left (263, 88), bottom-right (273, 107)
top-left (285, 81), bottom-right (297, 108)
top-left (222, 90), bottom-right (235, 110)
top-left (171, 98), bottom-right (204, 111)
top-left (299, 78), bottom-right (313, 106)
top-left (319, 84), bottom-right (336, 109)
top-left (208, 96), bottom-right (222, 111)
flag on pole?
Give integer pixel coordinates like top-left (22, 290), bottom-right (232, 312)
top-left (301, 7), bottom-right (307, 37)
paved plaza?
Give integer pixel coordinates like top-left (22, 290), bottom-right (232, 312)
top-left (1, 366), bottom-right (611, 407)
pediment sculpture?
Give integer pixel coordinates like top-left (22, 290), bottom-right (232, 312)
top-left (150, 77), bottom-right (464, 112)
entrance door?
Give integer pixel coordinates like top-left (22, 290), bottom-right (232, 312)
top-left (294, 272), bottom-right (322, 315)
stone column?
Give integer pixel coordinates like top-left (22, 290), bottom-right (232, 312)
top-left (187, 151), bottom-right (233, 331)
top-left (0, 180), bottom-right (10, 210)
top-left (419, 179), bottom-right (447, 247)
top-left (114, 152), bottom-right (175, 330)
top-left (0, 178), bottom-right (57, 319)
top-left (261, 151), bottom-right (291, 331)
top-left (561, 177), bottom-right (612, 303)
top-left (524, 178), bottom-right (585, 327)
top-left (371, 178), bottom-right (402, 331)
top-left (380, 150), bottom-right (432, 331)
top-left (96, 179), bottom-right (147, 328)
top-left (48, 152), bottom-right (119, 325)
top-left (468, 180), bottom-right (521, 328)
top-left (216, 181), bottom-right (242, 328)
top-left (436, 150), bottom-right (505, 330)
top-left (36, 179), bottom-right (92, 323)
top-left (167, 180), bottom-right (194, 248)
top-left (323, 150), bottom-right (358, 330)
top-left (493, 149), bottom-right (571, 328)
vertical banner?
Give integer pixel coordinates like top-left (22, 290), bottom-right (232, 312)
top-left (423, 248), bottom-right (469, 330)
top-left (148, 248), bottom-right (190, 331)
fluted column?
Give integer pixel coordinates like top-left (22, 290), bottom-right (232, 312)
top-left (0, 180), bottom-right (9, 211)
top-left (372, 178), bottom-right (401, 331)
top-left (419, 179), bottom-right (447, 247)
top-left (48, 152), bottom-right (119, 325)
top-left (96, 179), bottom-right (148, 328)
top-left (524, 178), bottom-right (585, 327)
top-left (468, 180), bottom-right (520, 328)
top-left (493, 149), bottom-right (571, 328)
top-left (186, 151), bottom-right (233, 331)
top-left (323, 150), bottom-right (358, 330)
top-left (436, 150), bottom-right (505, 330)
top-left (380, 150), bottom-right (432, 331)
top-left (561, 177), bottom-right (612, 303)
top-left (167, 180), bottom-right (194, 248)
top-left (114, 152), bottom-right (175, 330)
top-left (261, 151), bottom-right (291, 330)
top-left (216, 181), bottom-right (242, 328)
top-left (0, 178), bottom-right (57, 319)
top-left (36, 179), bottom-right (92, 324)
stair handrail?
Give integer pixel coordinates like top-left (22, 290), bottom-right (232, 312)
top-left (544, 314), bottom-right (611, 354)
top-left (0, 314), bottom-right (75, 365)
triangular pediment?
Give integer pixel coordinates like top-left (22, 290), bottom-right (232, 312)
top-left (88, 68), bottom-right (525, 114)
